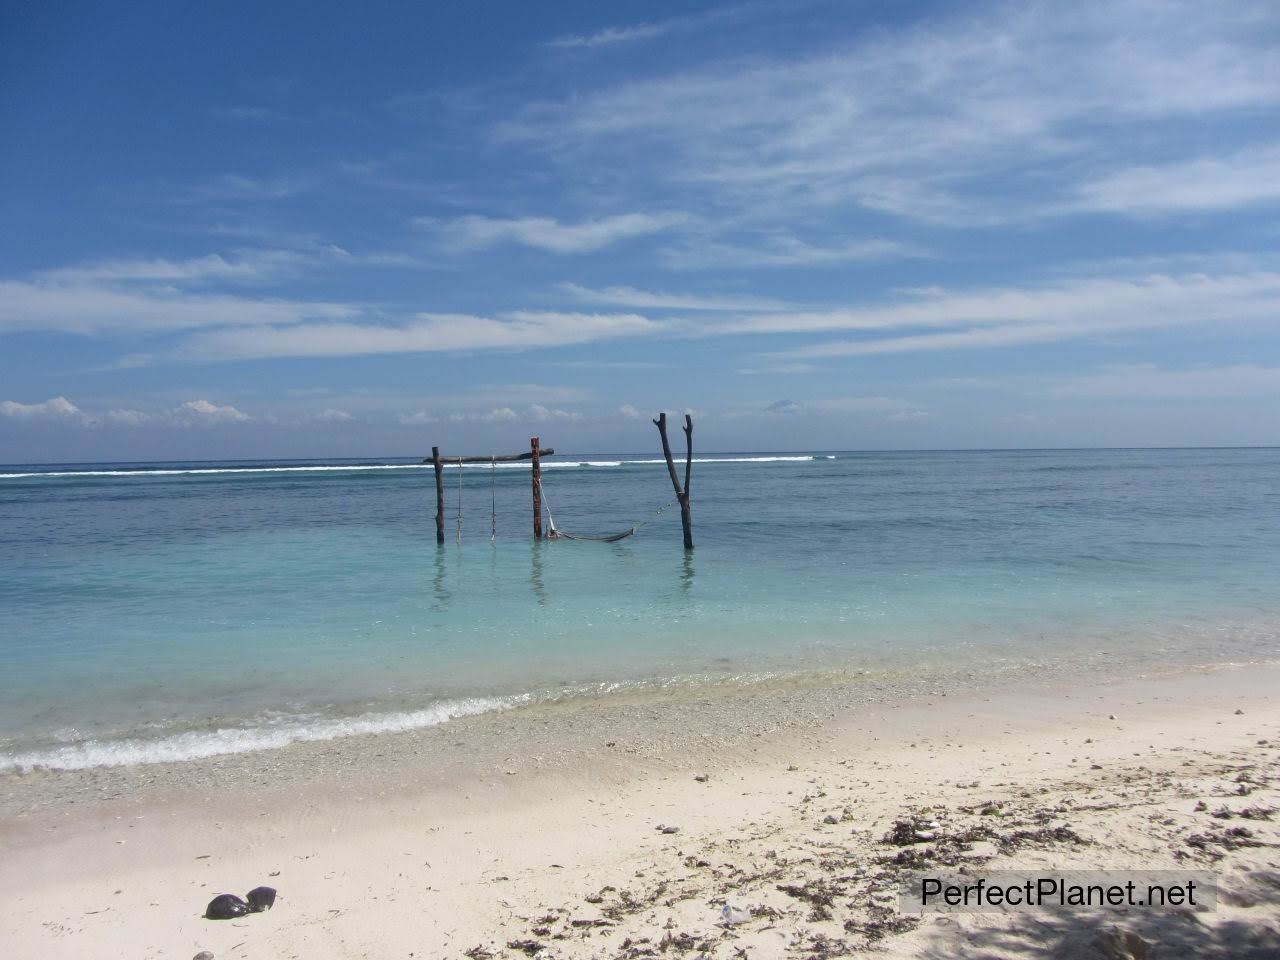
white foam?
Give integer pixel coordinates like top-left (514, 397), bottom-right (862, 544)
top-left (618, 456), bottom-right (815, 464)
top-left (0, 456), bottom-right (816, 480)
top-left (0, 464), bottom-right (433, 479)
top-left (0, 696), bottom-right (518, 772)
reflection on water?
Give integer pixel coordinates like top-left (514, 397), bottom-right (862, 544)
top-left (530, 540), bottom-right (548, 607)
top-left (680, 551), bottom-right (695, 596)
top-left (431, 547), bottom-right (450, 612)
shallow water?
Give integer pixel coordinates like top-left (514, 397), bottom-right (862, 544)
top-left (1, 448), bottom-right (1277, 770)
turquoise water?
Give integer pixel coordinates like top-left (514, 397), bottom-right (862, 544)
top-left (1, 449), bottom-right (1277, 770)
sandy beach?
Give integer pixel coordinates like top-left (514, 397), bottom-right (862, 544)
top-left (3, 661), bottom-right (1278, 959)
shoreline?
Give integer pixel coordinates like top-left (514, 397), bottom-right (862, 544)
top-left (3, 637), bottom-right (1277, 815)
top-left (3, 660), bottom-right (1279, 957)
top-left (3, 648), bottom-right (1279, 816)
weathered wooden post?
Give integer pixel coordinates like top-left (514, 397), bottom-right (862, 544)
top-left (530, 436), bottom-right (543, 540)
top-left (653, 412), bottom-right (694, 549)
top-left (432, 445), bottom-right (445, 545)
top-left (681, 413), bottom-right (693, 548)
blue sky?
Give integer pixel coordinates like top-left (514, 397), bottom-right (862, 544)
top-left (2, 0), bottom-right (1279, 461)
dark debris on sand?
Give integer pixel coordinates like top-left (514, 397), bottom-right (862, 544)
top-left (478, 737), bottom-right (1279, 959)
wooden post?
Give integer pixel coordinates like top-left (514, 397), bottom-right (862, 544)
top-left (422, 446), bottom-right (555, 543)
top-left (432, 445), bottom-right (445, 545)
top-left (653, 412), bottom-right (694, 549)
top-left (530, 436), bottom-right (542, 540)
top-left (681, 413), bottom-right (693, 549)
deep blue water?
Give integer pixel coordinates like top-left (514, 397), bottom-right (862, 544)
top-left (1, 449), bottom-right (1277, 770)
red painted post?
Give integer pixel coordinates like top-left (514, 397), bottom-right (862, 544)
top-left (530, 436), bottom-right (542, 539)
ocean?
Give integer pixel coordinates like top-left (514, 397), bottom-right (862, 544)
top-left (1, 448), bottom-right (1277, 772)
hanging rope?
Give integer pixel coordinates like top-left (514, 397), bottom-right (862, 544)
top-left (490, 455), bottom-right (497, 542)
top-left (455, 458), bottom-right (463, 545)
top-left (536, 477), bottom-right (674, 543)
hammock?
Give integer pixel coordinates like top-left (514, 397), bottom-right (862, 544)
top-left (538, 477), bottom-right (673, 543)
top-left (549, 518), bottom-right (636, 542)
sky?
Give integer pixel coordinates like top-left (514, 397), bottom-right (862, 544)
top-left (2, 0), bottom-right (1279, 462)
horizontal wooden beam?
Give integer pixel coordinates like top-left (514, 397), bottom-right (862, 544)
top-left (421, 449), bottom-right (554, 464)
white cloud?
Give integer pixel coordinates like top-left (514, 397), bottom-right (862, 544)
top-left (662, 236), bottom-right (918, 269)
top-left (0, 396), bottom-right (85, 420)
top-left (179, 311), bottom-right (662, 361)
top-left (736, 362), bottom-right (815, 375)
top-left (38, 251), bottom-right (305, 286)
top-left (560, 282), bottom-right (796, 311)
top-left (0, 277), bottom-right (359, 335)
top-left (618, 403), bottom-right (641, 418)
top-left (434, 404), bottom-right (579, 424)
top-left (175, 399), bottom-right (251, 424)
top-left (506, 1), bottom-right (1280, 226)
top-left (106, 408), bottom-right (152, 426)
top-left (424, 213), bottom-right (689, 253)
top-left (0, 398), bottom-right (255, 428)
top-left (547, 22), bottom-right (673, 49)
top-left (1073, 144), bottom-right (1280, 215)
top-left (399, 411), bottom-right (437, 425)
top-left (748, 271), bottom-right (1280, 358)
top-left (546, 7), bottom-right (741, 51)
top-left (315, 408), bottom-right (354, 422)
top-left (529, 404), bottom-right (579, 421)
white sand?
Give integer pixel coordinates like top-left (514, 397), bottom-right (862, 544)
top-left (2, 663), bottom-right (1278, 959)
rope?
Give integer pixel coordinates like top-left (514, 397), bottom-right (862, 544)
top-left (536, 477), bottom-right (674, 543)
top-left (455, 457), bottom-right (463, 545)
top-left (490, 455), bottom-right (496, 542)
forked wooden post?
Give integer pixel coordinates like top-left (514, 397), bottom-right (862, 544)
top-left (653, 412), bottom-right (694, 549)
top-left (531, 436), bottom-right (543, 540)
top-left (432, 445), bottom-right (445, 545)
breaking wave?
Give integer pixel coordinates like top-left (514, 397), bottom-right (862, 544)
top-left (0, 696), bottom-right (519, 772)
top-left (0, 456), bottom-right (821, 480)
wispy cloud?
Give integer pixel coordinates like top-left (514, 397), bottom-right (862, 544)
top-left (210, 105), bottom-right (273, 122)
top-left (547, 22), bottom-right (675, 49)
top-left (37, 251), bottom-right (306, 285)
top-left (314, 408), bottom-right (354, 423)
top-left (545, 5), bottom-right (743, 50)
top-left (1049, 363), bottom-right (1280, 398)
top-left (558, 282), bottom-right (796, 311)
top-left (192, 172), bottom-right (320, 202)
top-left (0, 278), bottom-right (360, 336)
top-left (728, 395), bottom-right (927, 421)
top-left (757, 271), bottom-right (1280, 358)
top-left (423, 213), bottom-right (689, 253)
top-left (1073, 144), bottom-right (1280, 215)
top-left (439, 405), bottom-right (575, 424)
top-left (398, 411), bottom-right (436, 426)
top-left (662, 235), bottom-right (918, 269)
top-left (507, 1), bottom-right (1280, 227)
top-left (178, 311), bottom-right (663, 361)
top-left (1, 251), bottom-right (362, 336)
